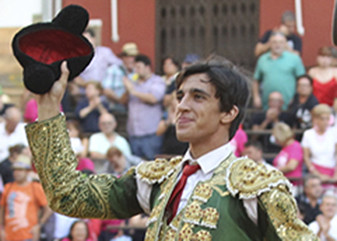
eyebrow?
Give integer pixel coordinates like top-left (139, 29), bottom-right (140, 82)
top-left (177, 87), bottom-right (212, 97)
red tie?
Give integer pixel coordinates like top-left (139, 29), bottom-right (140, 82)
top-left (166, 163), bottom-right (200, 223)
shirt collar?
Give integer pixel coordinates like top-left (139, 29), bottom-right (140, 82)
top-left (267, 51), bottom-right (284, 59)
top-left (182, 143), bottom-right (233, 174)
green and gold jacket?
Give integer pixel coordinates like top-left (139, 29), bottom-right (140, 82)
top-left (26, 114), bottom-right (318, 241)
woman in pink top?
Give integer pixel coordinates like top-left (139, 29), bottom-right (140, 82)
top-left (272, 122), bottom-right (303, 186)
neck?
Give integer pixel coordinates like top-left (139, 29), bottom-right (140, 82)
top-left (316, 127), bottom-right (326, 135)
top-left (307, 195), bottom-right (318, 207)
top-left (105, 132), bottom-right (115, 138)
top-left (16, 180), bottom-right (28, 186)
top-left (298, 94), bottom-right (309, 103)
top-left (189, 136), bottom-right (228, 159)
top-left (284, 138), bottom-right (294, 147)
top-left (5, 125), bottom-right (14, 135)
top-left (140, 73), bottom-right (152, 81)
top-left (271, 52), bottom-right (281, 59)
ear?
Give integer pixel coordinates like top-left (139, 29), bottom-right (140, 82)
top-left (220, 105), bottom-right (239, 125)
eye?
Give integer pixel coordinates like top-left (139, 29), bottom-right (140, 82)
top-left (176, 93), bottom-right (183, 102)
top-left (194, 93), bottom-right (205, 101)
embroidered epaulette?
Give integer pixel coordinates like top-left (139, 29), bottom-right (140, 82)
top-left (135, 156), bottom-right (183, 184)
top-left (226, 157), bottom-right (292, 199)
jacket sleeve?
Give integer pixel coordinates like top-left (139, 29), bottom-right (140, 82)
top-left (258, 184), bottom-right (319, 241)
top-left (25, 114), bottom-right (143, 219)
top-left (227, 157), bottom-right (319, 241)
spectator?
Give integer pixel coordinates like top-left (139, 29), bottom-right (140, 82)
top-left (229, 124), bottom-right (248, 157)
top-left (74, 28), bottom-right (122, 86)
top-left (103, 42), bottom-right (139, 113)
top-left (0, 161), bottom-right (52, 241)
top-left (0, 144), bottom-right (27, 185)
top-left (156, 96), bottom-right (188, 156)
top-left (89, 113), bottom-right (131, 159)
top-left (242, 140), bottom-right (274, 170)
top-left (67, 119), bottom-right (89, 158)
top-left (296, 174), bottom-right (323, 224)
top-left (288, 74), bottom-right (319, 129)
top-left (0, 107), bottom-right (28, 162)
top-left (61, 220), bottom-right (92, 241)
top-left (24, 98), bottom-right (63, 123)
top-left (309, 193), bottom-right (337, 240)
top-left (0, 90), bottom-right (13, 123)
top-left (251, 91), bottom-right (291, 154)
top-left (272, 122), bottom-right (303, 188)
top-left (122, 55), bottom-right (166, 160)
top-left (181, 53), bottom-right (200, 69)
top-left (75, 82), bottom-right (109, 133)
top-left (162, 56), bottom-right (180, 87)
top-left (308, 46), bottom-right (337, 107)
top-left (253, 32), bottom-right (305, 110)
top-left (53, 213), bottom-right (79, 240)
top-left (255, 10), bottom-right (302, 57)
top-left (301, 104), bottom-right (337, 183)
top-left (103, 146), bottom-right (130, 176)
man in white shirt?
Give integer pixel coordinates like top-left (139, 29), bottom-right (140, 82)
top-left (309, 193), bottom-right (337, 241)
top-left (25, 58), bottom-right (317, 240)
top-left (88, 112), bottom-right (131, 159)
top-left (0, 107), bottom-right (28, 162)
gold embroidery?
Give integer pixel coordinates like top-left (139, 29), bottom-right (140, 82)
top-left (201, 207), bottom-right (220, 229)
top-left (136, 158), bottom-right (181, 184)
top-left (25, 114), bottom-right (122, 219)
top-left (170, 214), bottom-right (182, 231)
top-left (184, 201), bottom-right (203, 225)
top-left (192, 183), bottom-right (213, 203)
top-left (192, 230), bottom-right (212, 241)
top-left (164, 227), bottom-right (177, 241)
top-left (260, 185), bottom-right (319, 241)
top-left (227, 158), bottom-right (292, 199)
top-left (178, 223), bottom-right (194, 241)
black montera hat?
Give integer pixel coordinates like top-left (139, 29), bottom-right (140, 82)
top-left (12, 5), bottom-right (94, 94)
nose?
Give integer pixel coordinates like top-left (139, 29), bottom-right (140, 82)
top-left (176, 95), bottom-right (190, 112)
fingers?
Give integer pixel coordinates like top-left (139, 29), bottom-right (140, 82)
top-left (59, 61), bottom-right (70, 88)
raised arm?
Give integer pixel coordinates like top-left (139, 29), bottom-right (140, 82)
top-left (26, 62), bottom-right (143, 219)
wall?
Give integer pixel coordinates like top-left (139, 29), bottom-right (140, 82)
top-left (259, 0), bottom-right (334, 67)
top-left (62, 0), bottom-right (156, 67)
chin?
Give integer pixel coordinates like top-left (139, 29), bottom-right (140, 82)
top-left (176, 130), bottom-right (191, 142)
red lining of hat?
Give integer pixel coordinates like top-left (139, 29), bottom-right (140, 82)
top-left (19, 29), bottom-right (91, 65)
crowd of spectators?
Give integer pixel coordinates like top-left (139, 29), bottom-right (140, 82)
top-left (2, 9), bottom-right (337, 241)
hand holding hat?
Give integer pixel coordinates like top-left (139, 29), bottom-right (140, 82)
top-left (12, 5), bottom-right (94, 94)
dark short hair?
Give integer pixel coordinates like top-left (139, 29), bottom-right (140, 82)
top-left (9, 144), bottom-right (26, 156)
top-left (84, 28), bottom-right (95, 38)
top-left (175, 56), bottom-right (251, 140)
top-left (303, 174), bottom-right (321, 187)
top-left (135, 54), bottom-right (152, 67)
top-left (162, 56), bottom-right (180, 72)
top-left (244, 140), bottom-right (263, 151)
top-left (297, 74), bottom-right (313, 86)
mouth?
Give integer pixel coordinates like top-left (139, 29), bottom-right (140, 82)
top-left (176, 116), bottom-right (193, 126)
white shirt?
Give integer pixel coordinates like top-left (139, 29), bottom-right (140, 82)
top-left (0, 122), bottom-right (28, 162)
top-left (53, 213), bottom-right (78, 239)
top-left (89, 132), bottom-right (131, 157)
top-left (309, 215), bottom-right (337, 241)
top-left (136, 143), bottom-right (258, 224)
top-left (301, 127), bottom-right (337, 168)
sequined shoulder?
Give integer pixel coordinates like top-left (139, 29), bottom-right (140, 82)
top-left (226, 157), bottom-right (292, 199)
top-left (135, 156), bottom-right (183, 184)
